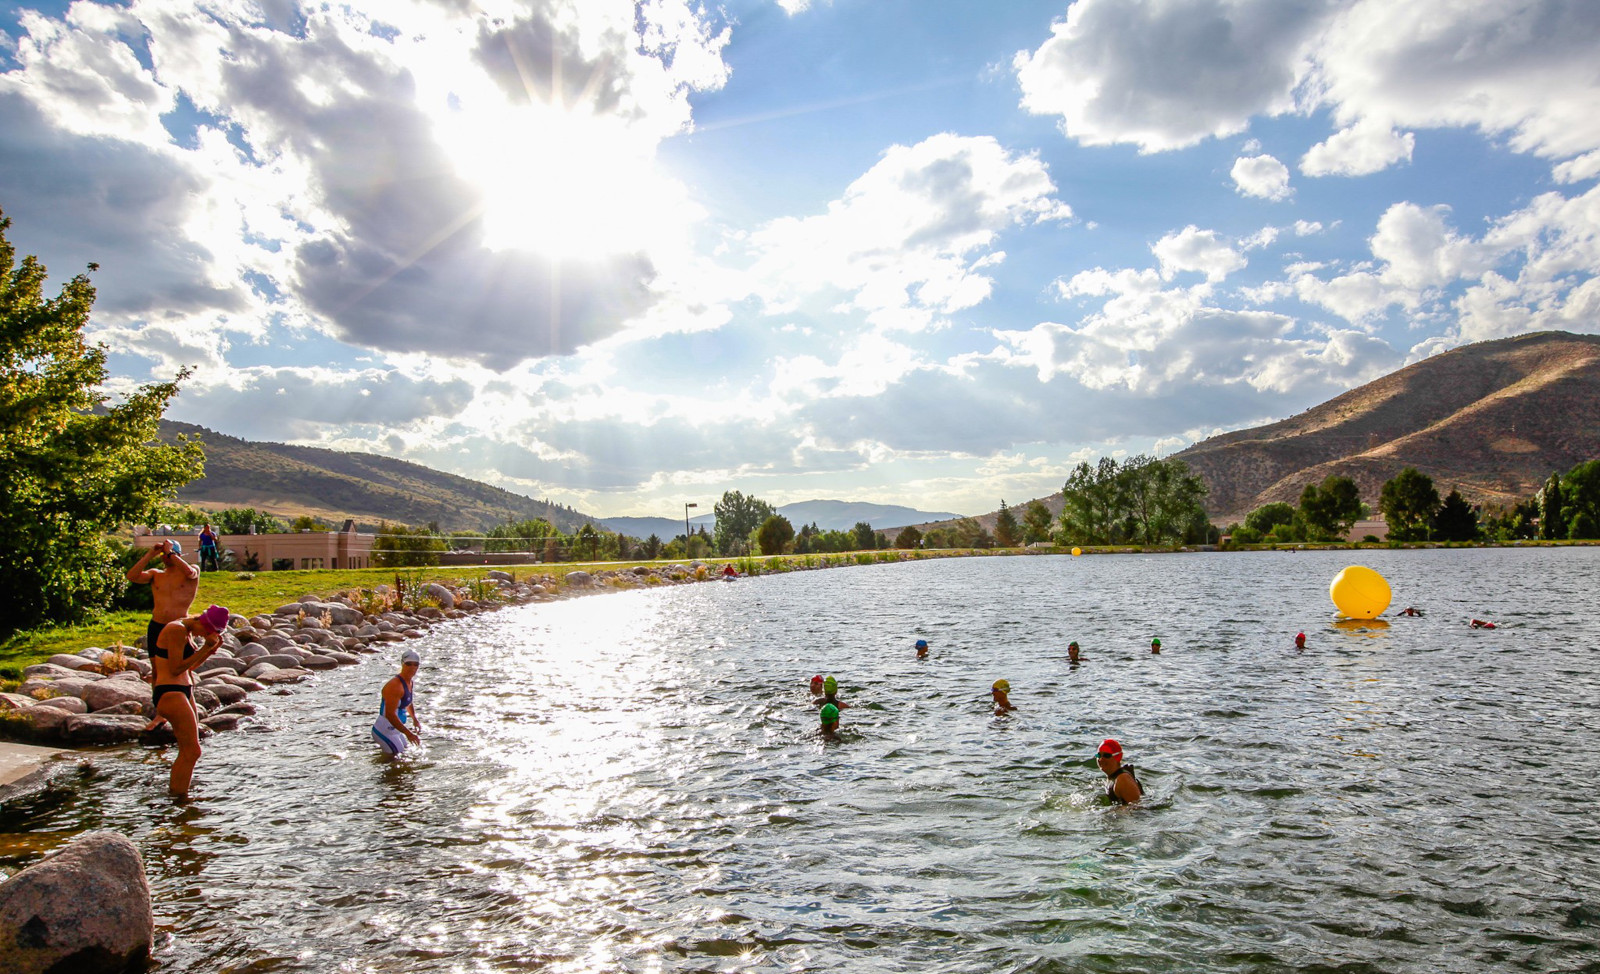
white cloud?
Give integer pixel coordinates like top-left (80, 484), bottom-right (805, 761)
top-left (1015, 0), bottom-right (1600, 176)
top-left (1300, 120), bottom-right (1414, 176)
top-left (741, 133), bottom-right (1071, 330)
top-left (1231, 153), bottom-right (1293, 200)
top-left (1152, 226), bottom-right (1247, 282)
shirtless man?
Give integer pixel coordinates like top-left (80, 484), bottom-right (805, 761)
top-left (127, 539), bottom-right (201, 652)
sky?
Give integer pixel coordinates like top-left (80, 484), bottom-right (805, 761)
top-left (2, 0), bottom-right (1598, 519)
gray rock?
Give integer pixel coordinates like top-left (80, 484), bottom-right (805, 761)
top-left (82, 681), bottom-right (153, 715)
top-left (0, 830), bottom-right (151, 974)
top-left (564, 571), bottom-right (594, 587)
top-left (256, 654), bottom-right (306, 669)
top-left (423, 583), bottom-right (456, 609)
top-left (417, 607), bottom-right (445, 621)
top-left (33, 697), bottom-right (88, 715)
top-left (373, 632), bottom-right (407, 643)
top-left (290, 632), bottom-right (318, 646)
top-left (255, 633), bottom-right (295, 652)
top-left (63, 714), bottom-right (149, 745)
top-left (486, 570), bottom-right (513, 581)
top-left (301, 600), bottom-right (365, 626)
top-left (631, 565), bottom-right (652, 575)
top-left (45, 654), bottom-right (104, 673)
top-left (254, 667), bottom-right (311, 685)
top-left (198, 683), bottom-right (247, 706)
top-left (299, 655), bottom-right (340, 671)
top-left (0, 693), bottom-right (37, 711)
top-left (196, 657), bottom-right (247, 676)
top-left (191, 687), bottom-right (221, 713)
top-left (21, 663), bottom-right (82, 681)
top-left (76, 647), bottom-right (111, 661)
top-left (273, 603), bottom-right (304, 616)
top-left (322, 651), bottom-right (362, 665)
top-left (235, 644), bottom-right (269, 662)
top-left (94, 702), bottom-right (146, 716)
top-left (11, 706), bottom-right (71, 740)
top-left (296, 615), bottom-right (325, 630)
top-left (528, 584), bottom-right (546, 595)
top-left (201, 713), bottom-right (243, 732)
top-left (207, 674), bottom-right (268, 693)
top-left (248, 615), bottom-right (275, 630)
top-left (107, 670), bottom-right (146, 682)
top-left (242, 663), bottom-right (281, 681)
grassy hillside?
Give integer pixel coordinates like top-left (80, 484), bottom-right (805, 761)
top-left (160, 420), bottom-right (595, 533)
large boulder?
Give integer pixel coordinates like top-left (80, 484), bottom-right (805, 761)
top-left (299, 655), bottom-right (340, 671)
top-left (196, 656), bottom-right (247, 676)
top-left (0, 693), bottom-right (37, 712)
top-left (82, 681), bottom-right (153, 716)
top-left (256, 654), bottom-right (306, 670)
top-left (211, 701), bottom-right (258, 717)
top-left (301, 600), bottom-right (365, 626)
top-left (200, 714), bottom-right (242, 732)
top-left (486, 569), bottom-right (513, 582)
top-left (8, 706), bottom-right (71, 741)
top-left (207, 674), bottom-right (268, 693)
top-left (234, 643), bottom-right (269, 662)
top-left (18, 677), bottom-right (100, 701)
top-left (191, 687), bottom-right (222, 713)
top-left (94, 702), bottom-right (146, 717)
top-left (254, 666), bottom-right (312, 685)
top-left (0, 831), bottom-right (152, 974)
top-left (32, 697), bottom-right (88, 715)
top-left (564, 571), bottom-right (594, 587)
top-left (62, 715), bottom-right (149, 745)
top-left (254, 632), bottom-right (296, 652)
top-left (20, 664), bottom-right (82, 681)
top-left (198, 683), bottom-right (247, 706)
top-left (45, 655), bottom-right (104, 674)
top-left (242, 663), bottom-right (281, 681)
top-left (423, 584), bottom-right (456, 609)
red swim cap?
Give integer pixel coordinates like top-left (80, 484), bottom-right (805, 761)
top-left (1097, 738), bottom-right (1122, 759)
top-left (810, 675), bottom-right (823, 683)
top-left (1295, 632), bottom-right (1306, 641)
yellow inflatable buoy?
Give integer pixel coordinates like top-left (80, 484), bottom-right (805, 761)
top-left (1330, 565), bottom-right (1391, 619)
top-left (1071, 547), bottom-right (1082, 557)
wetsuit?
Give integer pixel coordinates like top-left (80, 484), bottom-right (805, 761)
top-left (1106, 765), bottom-right (1142, 805)
top-left (372, 675), bottom-right (415, 755)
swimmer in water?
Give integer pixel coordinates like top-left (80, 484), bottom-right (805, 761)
top-left (372, 649), bottom-right (423, 756)
top-left (819, 703), bottom-right (840, 738)
top-left (991, 679), bottom-right (1015, 714)
top-left (1400, 606), bottom-right (1422, 617)
top-left (1470, 618), bottom-right (1497, 629)
top-left (1150, 637), bottom-right (1162, 654)
top-left (1097, 738), bottom-right (1143, 805)
top-left (915, 639), bottom-right (929, 659)
top-left (809, 674), bottom-right (825, 698)
top-left (1294, 632), bottom-right (1306, 650)
top-left (1067, 641), bottom-right (1083, 666)
top-left (816, 675), bottom-right (849, 710)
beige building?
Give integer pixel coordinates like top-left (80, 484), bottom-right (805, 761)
top-left (133, 521), bottom-right (377, 571)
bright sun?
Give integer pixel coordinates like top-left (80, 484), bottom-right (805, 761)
top-left (439, 102), bottom-right (683, 261)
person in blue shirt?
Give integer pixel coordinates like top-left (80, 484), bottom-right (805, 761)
top-left (373, 650), bottom-right (423, 755)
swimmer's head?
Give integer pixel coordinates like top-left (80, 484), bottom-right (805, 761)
top-left (1150, 637), bottom-right (1161, 648)
top-left (992, 679), bottom-right (1010, 693)
top-left (823, 676), bottom-right (837, 694)
top-left (820, 703), bottom-right (839, 725)
top-left (1294, 632), bottom-right (1306, 645)
top-left (810, 675), bottom-right (824, 687)
top-left (197, 604), bottom-right (230, 634)
top-left (1097, 738), bottom-right (1122, 762)
top-left (915, 639), bottom-right (928, 650)
top-left (401, 649), bottom-right (421, 668)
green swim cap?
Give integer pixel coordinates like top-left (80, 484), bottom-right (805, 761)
top-left (820, 703), bottom-right (839, 724)
top-left (1151, 637), bottom-right (1161, 647)
top-left (823, 676), bottom-right (837, 693)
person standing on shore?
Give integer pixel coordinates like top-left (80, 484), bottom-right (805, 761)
top-left (150, 604), bottom-right (230, 797)
top-left (1097, 739), bottom-right (1143, 805)
top-left (197, 523), bottom-right (219, 572)
top-left (127, 539), bottom-right (201, 653)
top-left (373, 650), bottom-right (423, 756)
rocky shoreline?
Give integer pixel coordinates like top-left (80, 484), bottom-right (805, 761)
top-left (0, 563), bottom-right (738, 750)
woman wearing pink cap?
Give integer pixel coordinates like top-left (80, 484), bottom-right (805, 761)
top-left (150, 604), bottom-right (230, 797)
top-left (1097, 738), bottom-right (1143, 805)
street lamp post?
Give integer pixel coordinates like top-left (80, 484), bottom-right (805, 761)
top-left (685, 503), bottom-right (698, 558)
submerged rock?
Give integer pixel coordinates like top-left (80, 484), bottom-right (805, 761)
top-left (0, 830), bottom-right (152, 974)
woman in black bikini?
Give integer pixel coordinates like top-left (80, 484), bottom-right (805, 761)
top-left (150, 604), bottom-right (230, 797)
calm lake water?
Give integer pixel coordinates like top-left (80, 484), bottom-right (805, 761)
top-left (3, 549), bottom-right (1599, 973)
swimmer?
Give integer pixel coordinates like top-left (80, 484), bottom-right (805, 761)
top-left (372, 649), bottom-right (423, 756)
top-left (1097, 738), bottom-right (1143, 805)
top-left (1294, 632), bottom-right (1306, 650)
top-left (915, 639), bottom-right (929, 659)
top-left (819, 702), bottom-right (840, 738)
top-left (816, 675), bottom-right (849, 710)
top-left (991, 679), bottom-right (1015, 714)
top-left (1067, 641), bottom-right (1083, 665)
top-left (809, 674), bottom-right (825, 698)
top-left (1470, 618), bottom-right (1497, 629)
top-left (722, 563), bottom-right (738, 578)
top-left (1400, 606), bottom-right (1423, 617)
top-left (1150, 637), bottom-right (1162, 654)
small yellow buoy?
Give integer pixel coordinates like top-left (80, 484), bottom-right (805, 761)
top-left (1071, 547), bottom-right (1082, 557)
top-left (1330, 565), bottom-right (1391, 620)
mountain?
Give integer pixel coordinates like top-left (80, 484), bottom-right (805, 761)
top-left (1173, 331), bottom-right (1600, 520)
top-left (159, 420), bottom-right (597, 533)
top-left (599, 500), bottom-right (963, 539)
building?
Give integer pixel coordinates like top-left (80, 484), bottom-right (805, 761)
top-left (133, 521), bottom-right (377, 571)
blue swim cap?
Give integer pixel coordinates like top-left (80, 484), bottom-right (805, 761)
top-left (915, 639), bottom-right (928, 649)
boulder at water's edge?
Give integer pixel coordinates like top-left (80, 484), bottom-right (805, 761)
top-left (0, 830), bottom-right (152, 974)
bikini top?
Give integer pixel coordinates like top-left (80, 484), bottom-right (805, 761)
top-left (148, 626), bottom-right (196, 660)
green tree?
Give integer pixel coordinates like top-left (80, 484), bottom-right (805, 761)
top-left (1539, 472), bottom-right (1565, 540)
top-left (1022, 500), bottom-right (1053, 544)
top-left (290, 514), bottom-right (330, 532)
top-left (1569, 511), bottom-right (1597, 540)
top-left (1244, 502), bottom-right (1298, 536)
top-left (486, 518), bottom-right (560, 554)
top-left (849, 521), bottom-right (874, 551)
top-left (994, 501), bottom-right (1021, 547)
top-left (1380, 468), bottom-right (1441, 541)
top-left (1482, 499), bottom-right (1539, 541)
top-left (894, 525), bottom-right (923, 549)
top-left (921, 526), bottom-right (954, 549)
top-left (1431, 489), bottom-right (1480, 542)
top-left (1299, 475), bottom-right (1363, 540)
top-left (642, 534), bottom-right (663, 559)
top-left (212, 508), bottom-right (283, 535)
top-left (713, 491), bottom-right (775, 555)
top-left (576, 523), bottom-right (599, 560)
top-left (756, 514), bottom-right (795, 555)
top-left (371, 523), bottom-right (445, 567)
top-left (0, 212), bottom-right (204, 636)
top-left (1560, 460), bottom-right (1600, 532)
top-left (1058, 457), bottom-right (1121, 544)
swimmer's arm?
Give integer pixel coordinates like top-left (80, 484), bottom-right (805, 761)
top-left (1112, 775), bottom-right (1142, 804)
top-left (166, 632), bottom-right (221, 676)
top-left (126, 547), bottom-right (160, 583)
top-left (383, 682), bottom-right (420, 742)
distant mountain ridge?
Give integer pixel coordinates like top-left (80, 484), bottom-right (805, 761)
top-left (158, 420), bottom-right (595, 533)
top-left (599, 500), bottom-right (962, 540)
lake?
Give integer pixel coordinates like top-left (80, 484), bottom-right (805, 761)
top-left (3, 548), bottom-right (1598, 972)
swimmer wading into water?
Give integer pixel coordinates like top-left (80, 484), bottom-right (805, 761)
top-left (373, 650), bottom-right (424, 755)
